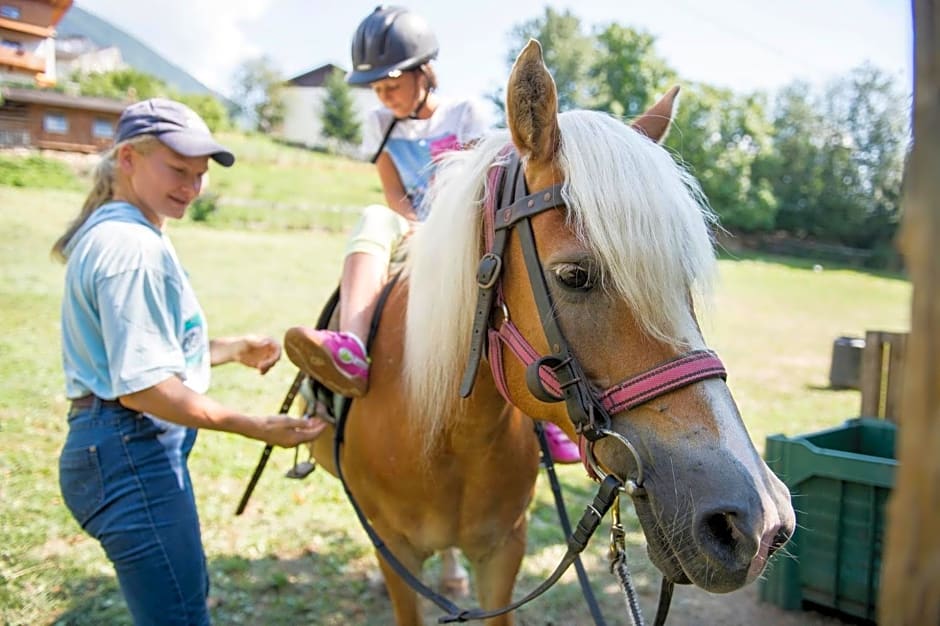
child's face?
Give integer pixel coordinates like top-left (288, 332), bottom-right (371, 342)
top-left (371, 71), bottom-right (425, 118)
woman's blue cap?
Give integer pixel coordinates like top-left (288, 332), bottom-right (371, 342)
top-left (115, 98), bottom-right (235, 167)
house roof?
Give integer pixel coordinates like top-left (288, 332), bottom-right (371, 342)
top-left (287, 63), bottom-right (369, 88)
top-left (0, 0), bottom-right (72, 37)
top-left (48, 0), bottom-right (75, 25)
top-left (1, 86), bottom-right (127, 113)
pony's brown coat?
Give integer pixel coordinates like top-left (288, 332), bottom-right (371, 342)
top-left (305, 39), bottom-right (793, 625)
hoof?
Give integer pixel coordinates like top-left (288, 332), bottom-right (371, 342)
top-left (440, 575), bottom-right (470, 599)
top-left (367, 568), bottom-right (388, 596)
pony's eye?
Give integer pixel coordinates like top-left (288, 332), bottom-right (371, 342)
top-left (554, 263), bottom-right (597, 292)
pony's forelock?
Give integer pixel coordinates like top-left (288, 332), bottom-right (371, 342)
top-left (556, 111), bottom-right (717, 344)
top-left (404, 131), bottom-right (512, 449)
top-left (404, 113), bottom-right (717, 437)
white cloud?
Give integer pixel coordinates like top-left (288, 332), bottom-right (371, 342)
top-left (74, 0), bottom-right (911, 101)
top-left (76, 0), bottom-right (275, 93)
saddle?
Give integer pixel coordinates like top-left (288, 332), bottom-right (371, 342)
top-left (296, 271), bottom-right (402, 428)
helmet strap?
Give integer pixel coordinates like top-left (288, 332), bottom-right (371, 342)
top-left (405, 68), bottom-right (433, 120)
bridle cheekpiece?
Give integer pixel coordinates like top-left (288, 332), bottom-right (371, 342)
top-left (460, 146), bottom-right (727, 486)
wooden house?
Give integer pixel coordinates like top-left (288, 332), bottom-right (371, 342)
top-left (0, 85), bottom-right (125, 152)
top-left (0, 0), bottom-right (72, 86)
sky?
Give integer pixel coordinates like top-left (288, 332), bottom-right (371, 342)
top-left (73, 0), bottom-right (913, 107)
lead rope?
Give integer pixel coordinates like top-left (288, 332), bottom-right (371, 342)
top-left (609, 496), bottom-right (645, 625)
top-left (608, 494), bottom-right (675, 626)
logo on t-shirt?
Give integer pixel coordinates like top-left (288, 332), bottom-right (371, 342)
top-left (182, 313), bottom-right (206, 368)
top-left (429, 134), bottom-right (460, 160)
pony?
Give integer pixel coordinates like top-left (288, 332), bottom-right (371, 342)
top-left (302, 40), bottom-right (795, 625)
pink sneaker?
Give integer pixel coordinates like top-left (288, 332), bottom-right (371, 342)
top-left (544, 422), bottom-right (580, 464)
top-left (285, 327), bottom-right (370, 397)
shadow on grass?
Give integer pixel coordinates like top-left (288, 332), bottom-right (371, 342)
top-left (804, 383), bottom-right (863, 394)
top-left (48, 575), bottom-right (130, 626)
top-left (47, 546), bottom-right (657, 626)
top-left (47, 548), bottom-right (392, 626)
top-left (48, 470), bottom-right (655, 625)
top-left (716, 247), bottom-right (908, 282)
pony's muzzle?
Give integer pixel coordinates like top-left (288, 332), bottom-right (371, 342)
top-left (693, 505), bottom-right (762, 575)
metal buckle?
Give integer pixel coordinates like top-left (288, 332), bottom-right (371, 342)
top-left (476, 253), bottom-right (503, 289)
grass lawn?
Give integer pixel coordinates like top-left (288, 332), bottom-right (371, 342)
top-left (178, 131), bottom-right (386, 232)
top-left (0, 183), bottom-right (910, 626)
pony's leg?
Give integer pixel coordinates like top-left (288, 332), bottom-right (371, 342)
top-left (375, 543), bottom-right (426, 626)
top-left (468, 520), bottom-right (528, 626)
top-left (439, 548), bottom-right (469, 598)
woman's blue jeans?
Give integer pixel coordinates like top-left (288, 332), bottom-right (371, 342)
top-left (58, 398), bottom-right (210, 625)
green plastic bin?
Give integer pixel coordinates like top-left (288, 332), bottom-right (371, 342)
top-left (759, 418), bottom-right (897, 622)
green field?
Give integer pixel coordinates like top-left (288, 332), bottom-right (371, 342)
top-left (0, 154), bottom-right (910, 625)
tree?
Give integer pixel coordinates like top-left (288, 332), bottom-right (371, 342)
top-left (666, 84), bottom-right (778, 232)
top-left (484, 87), bottom-right (507, 127)
top-left (506, 8), bottom-right (594, 111)
top-left (762, 81), bottom-right (828, 237)
top-left (827, 64), bottom-right (908, 248)
top-left (230, 56), bottom-right (285, 133)
top-left (320, 67), bottom-right (361, 147)
top-left (498, 8), bottom-right (909, 260)
top-left (767, 69), bottom-right (907, 249)
top-left (588, 23), bottom-right (675, 118)
top-left (73, 69), bottom-right (230, 132)
top-left (501, 11), bottom-right (778, 233)
top-left (74, 68), bottom-right (172, 100)
top-left (175, 93), bottom-right (231, 132)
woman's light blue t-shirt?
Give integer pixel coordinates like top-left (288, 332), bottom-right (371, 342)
top-left (60, 201), bottom-right (210, 401)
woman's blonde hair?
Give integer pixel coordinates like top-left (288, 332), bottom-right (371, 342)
top-left (51, 135), bottom-right (159, 262)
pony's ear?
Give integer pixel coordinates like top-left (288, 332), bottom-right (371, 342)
top-left (506, 39), bottom-right (560, 164)
top-left (631, 86), bottom-right (680, 144)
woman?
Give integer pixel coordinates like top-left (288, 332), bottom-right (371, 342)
top-left (54, 98), bottom-right (323, 625)
top-left (284, 6), bottom-right (579, 463)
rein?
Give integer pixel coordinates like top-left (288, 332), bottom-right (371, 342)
top-left (329, 274), bottom-right (621, 624)
top-left (238, 146), bottom-right (727, 624)
top-left (234, 278), bottom-right (617, 623)
top-left (458, 146), bottom-right (730, 624)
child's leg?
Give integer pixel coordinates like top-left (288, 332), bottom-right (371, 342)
top-left (286, 205), bottom-right (409, 397)
top-left (339, 251), bottom-right (388, 343)
top-left (339, 203), bottom-right (411, 338)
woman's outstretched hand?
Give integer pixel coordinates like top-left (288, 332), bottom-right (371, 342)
top-left (235, 335), bottom-right (282, 374)
top-left (258, 415), bottom-right (329, 447)
top-left (211, 335), bottom-right (282, 373)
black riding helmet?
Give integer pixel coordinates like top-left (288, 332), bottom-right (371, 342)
top-left (347, 5), bottom-right (439, 85)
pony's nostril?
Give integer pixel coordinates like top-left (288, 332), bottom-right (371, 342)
top-left (767, 527), bottom-right (792, 558)
top-left (704, 512), bottom-right (737, 549)
top-left (695, 507), bottom-right (759, 571)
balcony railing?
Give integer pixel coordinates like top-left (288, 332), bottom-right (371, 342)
top-left (0, 45), bottom-right (45, 73)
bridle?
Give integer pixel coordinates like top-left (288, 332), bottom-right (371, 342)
top-left (460, 145), bottom-right (728, 487)
top-left (453, 145), bottom-right (729, 624)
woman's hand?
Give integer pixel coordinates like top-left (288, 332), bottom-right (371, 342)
top-left (235, 335), bottom-right (282, 374)
top-left (120, 376), bottom-right (328, 445)
top-left (257, 415), bottom-right (329, 447)
top-left (211, 335), bottom-right (282, 374)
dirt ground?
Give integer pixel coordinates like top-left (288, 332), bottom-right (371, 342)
top-left (410, 568), bottom-right (864, 626)
top-left (651, 582), bottom-right (861, 626)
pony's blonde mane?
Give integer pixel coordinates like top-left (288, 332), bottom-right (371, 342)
top-left (404, 110), bottom-right (717, 441)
